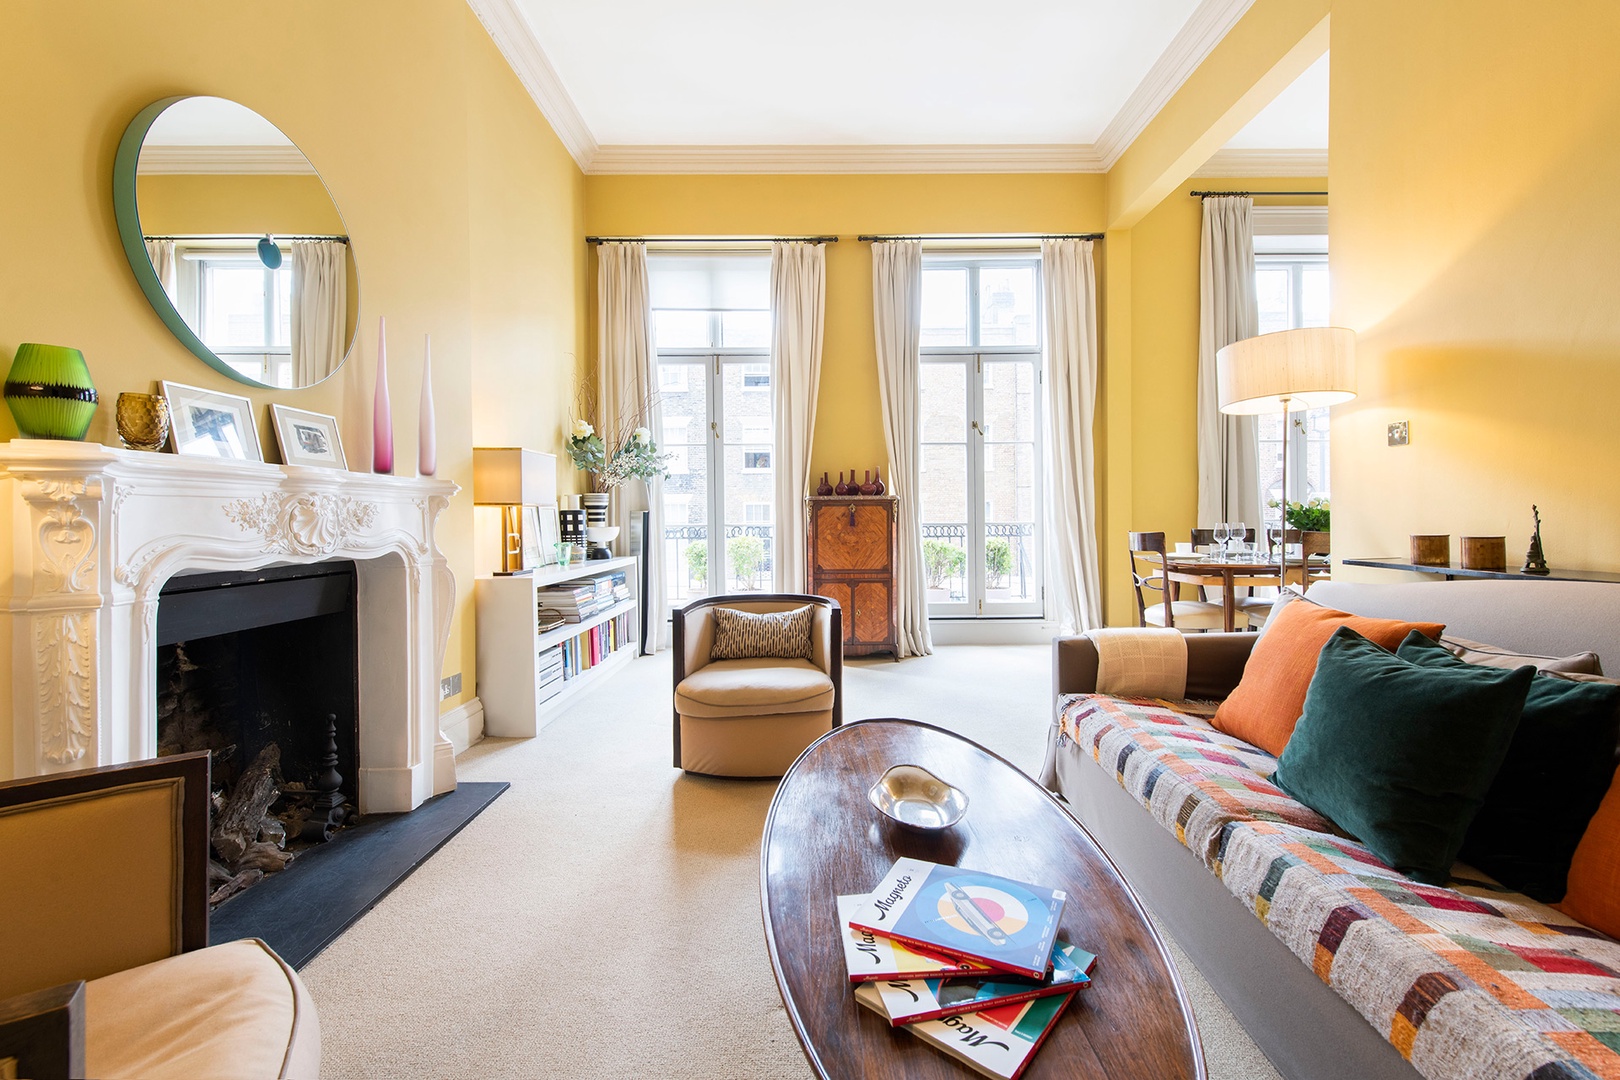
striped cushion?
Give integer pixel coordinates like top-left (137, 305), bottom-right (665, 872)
top-left (710, 606), bottom-right (815, 661)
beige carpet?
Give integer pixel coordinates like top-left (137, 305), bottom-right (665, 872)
top-left (302, 645), bottom-right (1281, 1079)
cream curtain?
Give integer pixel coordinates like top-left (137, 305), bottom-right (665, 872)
top-left (597, 242), bottom-right (668, 652)
top-left (290, 240), bottom-right (348, 385)
top-left (144, 238), bottom-right (177, 302)
top-left (1041, 239), bottom-right (1103, 633)
top-left (871, 240), bottom-right (932, 658)
top-left (769, 241), bottom-right (826, 592)
top-left (1197, 196), bottom-right (1260, 526)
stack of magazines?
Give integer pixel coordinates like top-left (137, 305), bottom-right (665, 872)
top-left (840, 857), bottom-right (1095, 1079)
top-left (537, 583), bottom-right (598, 622)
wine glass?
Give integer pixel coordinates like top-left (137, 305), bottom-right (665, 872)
top-left (1267, 521), bottom-right (1285, 562)
top-left (1213, 522), bottom-right (1230, 556)
top-left (1233, 520), bottom-right (1247, 558)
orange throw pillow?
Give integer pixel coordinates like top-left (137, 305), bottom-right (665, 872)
top-left (1559, 767), bottom-right (1620, 937)
top-left (1212, 601), bottom-right (1445, 756)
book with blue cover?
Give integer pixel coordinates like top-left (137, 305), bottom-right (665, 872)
top-left (836, 894), bottom-right (994, 982)
top-left (848, 857), bottom-right (1067, 980)
top-left (866, 939), bottom-right (1096, 1025)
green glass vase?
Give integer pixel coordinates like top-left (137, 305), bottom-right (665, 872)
top-left (4, 343), bottom-right (99, 440)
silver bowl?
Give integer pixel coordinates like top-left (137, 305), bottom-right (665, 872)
top-left (867, 765), bottom-right (968, 830)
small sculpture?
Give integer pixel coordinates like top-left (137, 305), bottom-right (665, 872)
top-left (1522, 505), bottom-right (1550, 575)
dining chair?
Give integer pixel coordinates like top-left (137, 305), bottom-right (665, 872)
top-left (1128, 531), bottom-right (1238, 632)
top-left (1279, 529), bottom-right (1332, 591)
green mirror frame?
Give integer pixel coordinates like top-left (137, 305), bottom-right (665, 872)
top-left (111, 96), bottom-right (357, 390)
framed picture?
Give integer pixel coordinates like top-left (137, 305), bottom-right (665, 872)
top-left (161, 381), bottom-right (262, 461)
top-left (523, 504), bottom-right (561, 569)
top-left (270, 404), bottom-right (348, 469)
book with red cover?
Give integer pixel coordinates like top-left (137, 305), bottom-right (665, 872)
top-left (854, 980), bottom-right (1076, 1079)
top-left (865, 939), bottom-right (1095, 1025)
top-left (849, 857), bottom-right (1066, 979)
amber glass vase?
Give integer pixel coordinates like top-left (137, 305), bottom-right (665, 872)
top-left (116, 392), bottom-right (170, 451)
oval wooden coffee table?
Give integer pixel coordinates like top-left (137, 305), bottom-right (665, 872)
top-left (761, 719), bottom-right (1205, 1080)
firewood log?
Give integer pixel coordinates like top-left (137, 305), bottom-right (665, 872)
top-left (212, 744), bottom-right (281, 863)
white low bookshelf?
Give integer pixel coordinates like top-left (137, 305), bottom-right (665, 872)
top-left (476, 555), bottom-right (639, 738)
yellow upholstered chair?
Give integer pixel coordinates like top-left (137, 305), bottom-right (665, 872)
top-left (672, 594), bottom-right (842, 777)
top-left (0, 753), bottom-right (321, 1079)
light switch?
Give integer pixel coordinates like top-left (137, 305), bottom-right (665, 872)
top-left (441, 673), bottom-right (462, 700)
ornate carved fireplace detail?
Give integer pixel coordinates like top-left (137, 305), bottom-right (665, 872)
top-left (1, 442), bottom-right (459, 813)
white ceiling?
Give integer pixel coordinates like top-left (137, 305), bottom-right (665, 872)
top-left (469, 0), bottom-right (1327, 173)
top-left (1224, 53), bottom-right (1327, 149)
top-left (144, 97), bottom-right (295, 147)
top-left (510, 0), bottom-right (1201, 146)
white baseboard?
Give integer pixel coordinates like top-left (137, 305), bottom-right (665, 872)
top-left (441, 697), bottom-right (486, 755)
top-left (927, 619), bottom-right (1057, 646)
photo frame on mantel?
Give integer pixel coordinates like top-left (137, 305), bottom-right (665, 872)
top-left (161, 380), bottom-right (262, 461)
top-left (270, 403), bottom-right (348, 469)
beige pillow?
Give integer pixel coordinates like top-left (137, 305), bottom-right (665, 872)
top-left (1440, 635), bottom-right (1603, 675)
top-left (709, 605), bottom-right (815, 661)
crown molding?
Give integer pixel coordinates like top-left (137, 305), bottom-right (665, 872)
top-left (586, 144), bottom-right (1105, 176)
top-left (1193, 148), bottom-right (1328, 177)
top-left (1094, 0), bottom-right (1257, 169)
top-left (464, 0), bottom-right (597, 169)
top-left (135, 146), bottom-right (316, 175)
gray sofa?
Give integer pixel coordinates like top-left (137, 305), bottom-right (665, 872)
top-left (1043, 579), bottom-right (1620, 1080)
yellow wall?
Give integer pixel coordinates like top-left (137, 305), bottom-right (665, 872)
top-left (0, 0), bottom-right (584, 776)
top-left (1330, 0), bottom-right (1620, 576)
top-left (584, 174), bottom-right (1107, 488)
top-left (134, 173), bottom-right (361, 350)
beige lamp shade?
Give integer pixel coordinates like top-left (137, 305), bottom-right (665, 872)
top-left (472, 448), bottom-right (556, 506)
top-left (1216, 326), bottom-right (1357, 415)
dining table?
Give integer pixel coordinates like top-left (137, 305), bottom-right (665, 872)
top-left (1161, 550), bottom-right (1328, 632)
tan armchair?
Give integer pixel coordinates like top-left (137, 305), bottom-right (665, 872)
top-left (0, 753), bottom-right (321, 1079)
top-left (672, 594), bottom-right (843, 777)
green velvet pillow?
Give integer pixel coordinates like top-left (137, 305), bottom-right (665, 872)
top-left (1272, 626), bottom-right (1533, 884)
top-left (1397, 630), bottom-right (1620, 900)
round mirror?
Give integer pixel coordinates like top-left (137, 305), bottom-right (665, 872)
top-left (113, 97), bottom-right (360, 389)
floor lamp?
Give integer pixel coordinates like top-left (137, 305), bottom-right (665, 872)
top-left (1216, 326), bottom-right (1357, 594)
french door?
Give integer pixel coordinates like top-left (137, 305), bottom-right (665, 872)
top-left (657, 353), bottom-right (775, 606)
top-left (918, 352), bottom-right (1044, 617)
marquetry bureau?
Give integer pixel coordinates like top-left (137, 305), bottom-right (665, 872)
top-left (806, 495), bottom-right (899, 659)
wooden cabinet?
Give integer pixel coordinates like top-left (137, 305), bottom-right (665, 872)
top-left (806, 496), bottom-right (898, 659)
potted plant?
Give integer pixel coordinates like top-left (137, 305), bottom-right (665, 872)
top-left (1269, 496), bottom-right (1331, 552)
top-left (565, 389), bottom-right (669, 555)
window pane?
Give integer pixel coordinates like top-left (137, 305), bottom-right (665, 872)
top-left (982, 360), bottom-right (1036, 441)
top-left (921, 268), bottom-right (969, 346)
top-left (1301, 268), bottom-right (1330, 327)
top-left (202, 264), bottom-right (270, 347)
top-left (722, 360), bottom-right (773, 590)
top-left (1255, 268), bottom-right (1292, 335)
top-left (273, 267), bottom-right (291, 347)
top-left (978, 266), bottom-right (1037, 347)
top-left (653, 310), bottom-right (712, 349)
top-left (721, 311), bottom-right (771, 348)
top-left (923, 528), bottom-right (968, 604)
top-left (984, 442), bottom-right (1038, 605)
top-left (920, 362), bottom-right (967, 441)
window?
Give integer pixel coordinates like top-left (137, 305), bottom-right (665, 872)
top-left (1254, 220), bottom-right (1330, 511)
top-left (918, 255), bottom-right (1044, 618)
top-left (650, 253), bottom-right (774, 603)
top-left (175, 246), bottom-right (293, 386)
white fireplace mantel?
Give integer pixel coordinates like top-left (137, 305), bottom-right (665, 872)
top-left (1, 439), bottom-right (459, 813)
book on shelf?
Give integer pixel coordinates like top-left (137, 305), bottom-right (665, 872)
top-left (848, 858), bottom-right (1066, 980)
top-left (863, 940), bottom-right (1095, 1026)
top-left (836, 895), bottom-right (995, 982)
top-left (853, 981), bottom-right (1074, 1080)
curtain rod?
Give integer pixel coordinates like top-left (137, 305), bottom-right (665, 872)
top-left (144, 233), bottom-right (349, 244)
top-left (1188, 190), bottom-right (1326, 198)
top-left (585, 235), bottom-right (838, 245)
top-left (857, 232), bottom-right (1103, 242)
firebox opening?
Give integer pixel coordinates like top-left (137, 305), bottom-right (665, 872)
top-left (155, 561), bottom-right (360, 905)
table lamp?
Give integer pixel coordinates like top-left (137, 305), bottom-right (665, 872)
top-left (473, 448), bottom-right (553, 574)
top-left (1216, 326), bottom-right (1356, 591)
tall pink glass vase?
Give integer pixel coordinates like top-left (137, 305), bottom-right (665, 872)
top-left (372, 316), bottom-right (393, 474)
top-left (418, 333), bottom-right (436, 476)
